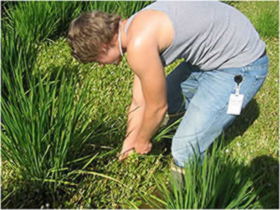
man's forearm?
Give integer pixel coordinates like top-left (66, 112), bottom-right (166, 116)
top-left (124, 103), bottom-right (145, 143)
top-left (137, 104), bottom-right (167, 143)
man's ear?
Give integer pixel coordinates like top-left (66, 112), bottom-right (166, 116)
top-left (103, 44), bottom-right (109, 51)
top-left (99, 44), bottom-right (108, 54)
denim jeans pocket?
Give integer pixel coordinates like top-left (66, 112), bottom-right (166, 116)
top-left (253, 68), bottom-right (269, 80)
top-left (246, 62), bottom-right (268, 83)
top-left (245, 55), bottom-right (269, 77)
top-left (242, 64), bottom-right (268, 105)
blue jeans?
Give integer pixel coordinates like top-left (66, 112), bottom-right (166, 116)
top-left (167, 55), bottom-right (269, 168)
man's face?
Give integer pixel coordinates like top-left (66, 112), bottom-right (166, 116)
top-left (95, 42), bottom-right (122, 67)
top-left (96, 49), bottom-right (121, 66)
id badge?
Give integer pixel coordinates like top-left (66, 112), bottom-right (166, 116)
top-left (227, 94), bottom-right (244, 115)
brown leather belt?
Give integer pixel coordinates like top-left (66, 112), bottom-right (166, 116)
top-left (259, 49), bottom-right (267, 59)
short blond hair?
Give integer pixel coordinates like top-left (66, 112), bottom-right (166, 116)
top-left (67, 11), bottom-right (121, 63)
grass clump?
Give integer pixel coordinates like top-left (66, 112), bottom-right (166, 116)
top-left (63, 154), bottom-right (169, 209)
top-left (144, 141), bottom-right (273, 209)
top-left (233, 1), bottom-right (279, 38)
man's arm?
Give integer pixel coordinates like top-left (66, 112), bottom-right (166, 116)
top-left (118, 74), bottom-right (145, 160)
top-left (127, 37), bottom-right (168, 154)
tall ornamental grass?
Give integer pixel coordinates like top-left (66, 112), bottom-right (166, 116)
top-left (144, 141), bottom-right (273, 209)
top-left (1, 22), bottom-right (96, 190)
top-left (2, 0), bottom-right (152, 44)
top-left (2, 1), bottom-right (83, 43)
top-left (82, 1), bottom-right (151, 18)
top-left (1, 0), bottom-right (153, 202)
top-left (2, 1), bottom-right (93, 191)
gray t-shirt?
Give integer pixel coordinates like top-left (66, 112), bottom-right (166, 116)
top-left (124, 1), bottom-right (266, 70)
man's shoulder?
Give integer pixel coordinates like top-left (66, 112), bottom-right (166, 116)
top-left (126, 10), bottom-right (163, 45)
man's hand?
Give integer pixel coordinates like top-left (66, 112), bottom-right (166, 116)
top-left (118, 139), bottom-right (135, 161)
top-left (134, 140), bottom-right (152, 154)
top-left (118, 139), bottom-right (152, 162)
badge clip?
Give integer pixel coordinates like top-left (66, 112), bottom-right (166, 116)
top-left (227, 75), bottom-right (244, 115)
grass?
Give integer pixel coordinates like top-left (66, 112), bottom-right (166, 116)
top-left (1, 0), bottom-right (279, 209)
top-left (221, 2), bottom-right (279, 206)
top-left (233, 1), bottom-right (279, 38)
top-left (143, 140), bottom-right (273, 209)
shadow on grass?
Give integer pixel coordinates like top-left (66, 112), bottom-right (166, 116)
top-left (250, 155), bottom-right (279, 209)
top-left (223, 98), bottom-right (260, 146)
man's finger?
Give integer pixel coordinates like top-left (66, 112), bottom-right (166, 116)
top-left (117, 148), bottom-right (135, 157)
top-left (118, 149), bottom-right (134, 162)
top-left (118, 152), bottom-right (128, 161)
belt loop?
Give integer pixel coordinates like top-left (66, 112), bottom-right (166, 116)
top-left (242, 66), bottom-right (247, 74)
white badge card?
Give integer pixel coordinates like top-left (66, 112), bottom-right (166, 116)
top-left (227, 94), bottom-right (244, 115)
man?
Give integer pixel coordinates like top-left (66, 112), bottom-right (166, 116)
top-left (67, 1), bottom-right (268, 176)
